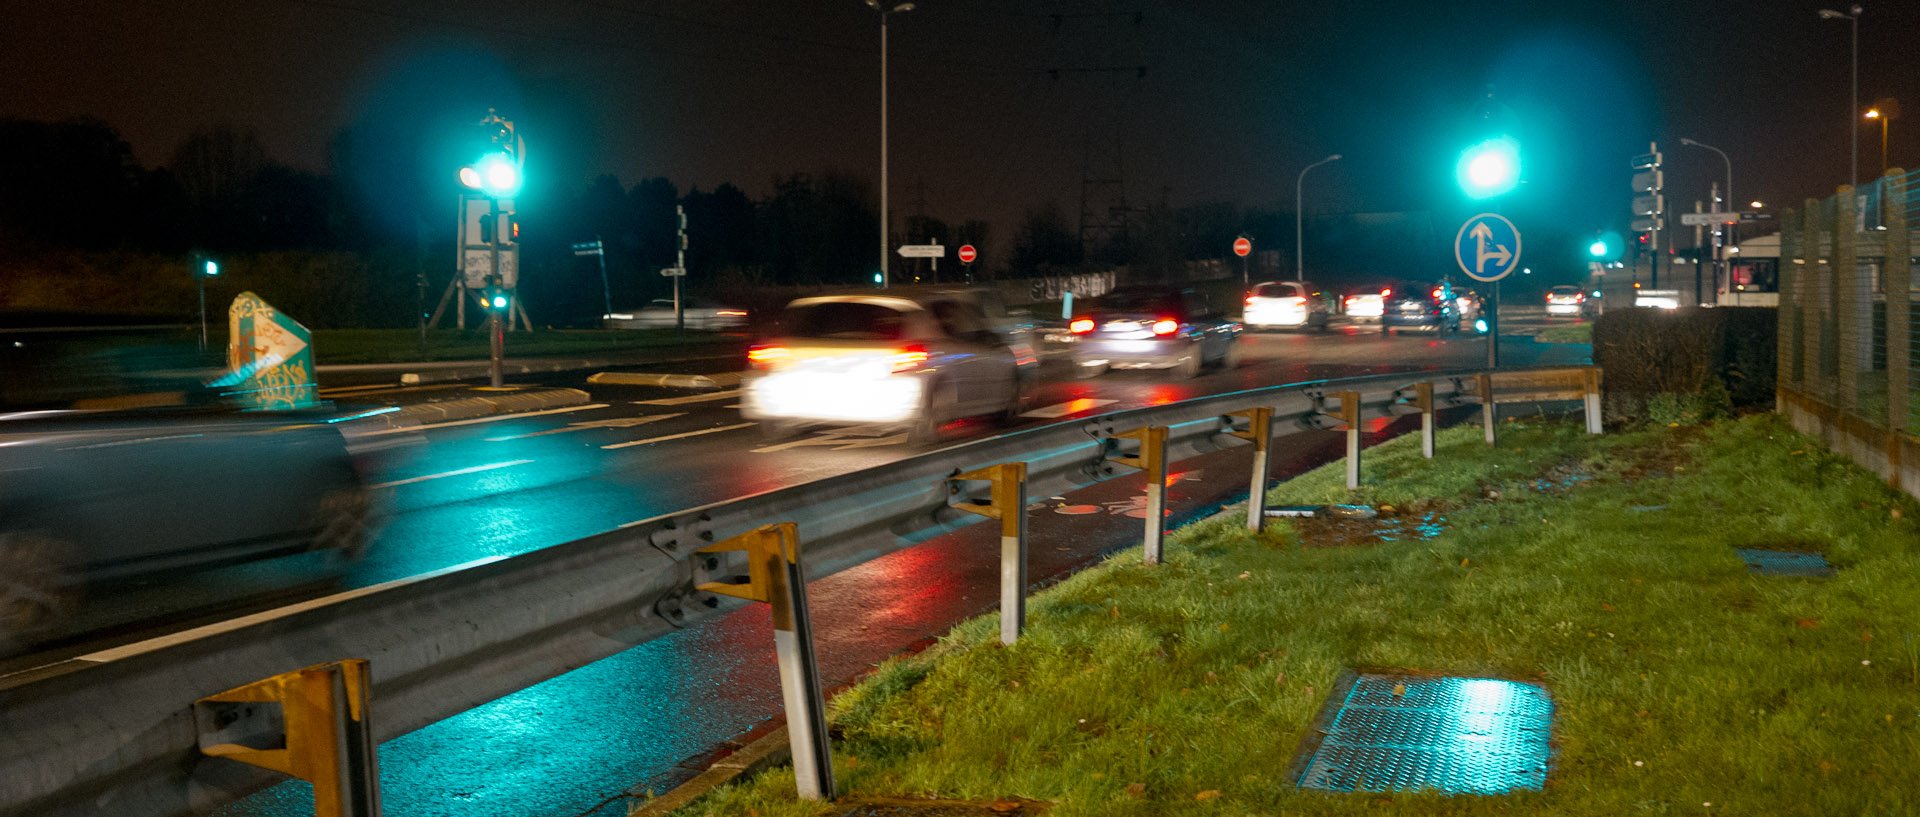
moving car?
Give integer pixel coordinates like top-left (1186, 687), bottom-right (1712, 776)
top-left (1342, 287), bottom-right (1391, 324)
top-left (1243, 281), bottom-right (1330, 331)
top-left (1064, 286), bottom-right (1240, 378)
top-left (604, 297), bottom-right (749, 330)
top-left (740, 289), bottom-right (1037, 445)
top-left (0, 320), bottom-right (376, 648)
top-left (1381, 284), bottom-right (1462, 334)
top-left (1545, 285), bottom-right (1588, 316)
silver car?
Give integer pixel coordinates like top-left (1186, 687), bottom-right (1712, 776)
top-left (1063, 286), bottom-right (1241, 378)
top-left (740, 290), bottom-right (1038, 445)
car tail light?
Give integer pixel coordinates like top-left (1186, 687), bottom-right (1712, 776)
top-left (747, 344), bottom-right (789, 369)
top-left (1151, 319), bottom-right (1179, 336)
top-left (1381, 288), bottom-right (1392, 297)
top-left (1245, 296), bottom-right (1257, 305)
top-left (889, 344), bottom-right (930, 372)
top-left (1282, 296), bottom-right (1304, 306)
top-left (716, 310), bottom-right (747, 317)
top-left (1344, 296), bottom-right (1357, 305)
top-left (1069, 318), bottom-right (1095, 334)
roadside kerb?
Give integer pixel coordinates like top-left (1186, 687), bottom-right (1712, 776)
top-left (352, 387), bottom-right (592, 430)
top-left (0, 365), bottom-right (1597, 817)
top-left (588, 371), bottom-right (743, 390)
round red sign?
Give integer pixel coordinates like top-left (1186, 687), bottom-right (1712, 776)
top-left (958, 244), bottom-right (977, 263)
top-left (1233, 237), bottom-right (1252, 257)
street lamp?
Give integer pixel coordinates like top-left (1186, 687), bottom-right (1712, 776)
top-left (1819, 5), bottom-right (1862, 187)
top-left (866, 0), bottom-right (915, 289)
top-left (1865, 99), bottom-right (1897, 174)
top-left (1294, 153), bottom-right (1341, 282)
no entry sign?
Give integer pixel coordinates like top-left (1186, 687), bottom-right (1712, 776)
top-left (1233, 237), bottom-right (1252, 257)
top-left (958, 244), bottom-right (977, 263)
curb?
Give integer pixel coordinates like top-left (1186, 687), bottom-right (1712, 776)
top-left (627, 725), bottom-right (793, 817)
top-left (398, 359), bottom-right (614, 385)
top-left (359, 387), bottom-right (592, 429)
top-left (587, 371), bottom-right (744, 390)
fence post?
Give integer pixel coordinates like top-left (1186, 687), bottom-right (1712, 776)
top-left (1778, 205), bottom-right (1800, 392)
top-left (696, 524), bottom-right (834, 800)
top-left (1802, 198), bottom-right (1826, 392)
top-left (1223, 407), bottom-right (1276, 530)
top-left (1110, 425), bottom-right (1169, 564)
top-left (1583, 369), bottom-right (1603, 434)
top-left (195, 660), bottom-right (382, 817)
top-left (1884, 169), bottom-right (1911, 437)
top-left (1834, 185), bottom-right (1860, 411)
top-left (949, 462), bottom-right (1029, 644)
top-left (1478, 373), bottom-right (1496, 445)
top-left (1414, 381), bottom-right (1436, 458)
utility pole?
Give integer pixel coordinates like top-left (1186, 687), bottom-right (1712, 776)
top-left (674, 204), bottom-right (688, 337)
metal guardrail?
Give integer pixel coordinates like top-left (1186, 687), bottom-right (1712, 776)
top-left (0, 364), bottom-right (1599, 817)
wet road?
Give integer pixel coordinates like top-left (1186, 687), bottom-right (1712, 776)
top-left (11, 326), bottom-right (1588, 816)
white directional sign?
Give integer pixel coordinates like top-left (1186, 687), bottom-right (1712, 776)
top-left (659, 267), bottom-right (686, 277)
top-left (1454, 213), bottom-right (1522, 283)
top-left (1632, 194), bottom-right (1663, 216)
top-left (1679, 212), bottom-right (1738, 226)
top-left (896, 244), bottom-right (946, 258)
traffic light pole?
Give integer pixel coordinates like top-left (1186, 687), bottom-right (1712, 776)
top-left (488, 196), bottom-right (504, 389)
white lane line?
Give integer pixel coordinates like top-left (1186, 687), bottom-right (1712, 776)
top-left (1021, 398), bottom-right (1118, 419)
top-left (485, 413), bottom-right (686, 441)
top-left (370, 459), bottom-right (534, 489)
top-left (633, 389), bottom-right (743, 406)
top-left (355, 403), bottom-right (610, 437)
top-left (602, 422), bottom-right (757, 450)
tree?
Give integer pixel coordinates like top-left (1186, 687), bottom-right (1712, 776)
top-left (1009, 202), bottom-right (1081, 276)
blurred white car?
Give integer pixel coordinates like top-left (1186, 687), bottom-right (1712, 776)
top-left (1342, 288), bottom-right (1391, 323)
top-left (1545, 285), bottom-right (1587, 316)
top-left (1243, 281), bottom-right (1330, 330)
top-left (741, 290), bottom-right (1037, 445)
top-left (604, 297), bottom-right (748, 330)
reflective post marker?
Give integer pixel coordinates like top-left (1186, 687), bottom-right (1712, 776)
top-left (1223, 407), bottom-right (1276, 531)
top-left (1111, 426), bottom-right (1169, 564)
top-left (1478, 373), bottom-right (1496, 445)
top-left (1334, 391), bottom-right (1362, 490)
top-left (1414, 381), bottom-right (1436, 459)
top-left (950, 462), bottom-right (1029, 644)
top-left (195, 660), bottom-right (382, 817)
top-left (1583, 369), bottom-right (1603, 434)
top-left (697, 524), bottom-right (834, 800)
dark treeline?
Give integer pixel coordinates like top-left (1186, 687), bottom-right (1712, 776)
top-left (0, 115), bottom-right (1434, 328)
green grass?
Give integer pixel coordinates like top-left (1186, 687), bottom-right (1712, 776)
top-left (301, 328), bottom-right (746, 365)
top-left (660, 414), bottom-right (1920, 817)
top-left (1534, 322), bottom-right (1593, 344)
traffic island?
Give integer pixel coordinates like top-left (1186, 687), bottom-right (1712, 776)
top-left (655, 414), bottom-right (1920, 816)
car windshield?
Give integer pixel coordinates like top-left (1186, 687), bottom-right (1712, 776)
top-left (779, 302), bottom-right (908, 340)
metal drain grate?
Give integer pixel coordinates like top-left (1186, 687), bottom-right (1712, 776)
top-left (1734, 549), bottom-right (1834, 577)
top-left (1296, 675), bottom-right (1552, 796)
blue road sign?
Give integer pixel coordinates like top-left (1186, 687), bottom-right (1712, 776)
top-left (1454, 213), bottom-right (1522, 283)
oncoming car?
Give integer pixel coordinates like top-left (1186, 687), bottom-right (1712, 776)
top-left (604, 297), bottom-right (749, 331)
top-left (1064, 286), bottom-right (1240, 378)
top-left (1243, 281), bottom-right (1330, 331)
top-left (740, 290), bottom-right (1037, 445)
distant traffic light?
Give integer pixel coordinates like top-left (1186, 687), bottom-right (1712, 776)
top-left (203, 260), bottom-right (219, 277)
top-left (1457, 136), bottom-right (1520, 199)
top-left (1586, 231), bottom-right (1623, 262)
top-left (488, 290), bottom-right (509, 310)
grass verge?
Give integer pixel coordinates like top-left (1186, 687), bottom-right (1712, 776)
top-left (1534, 322), bottom-right (1593, 344)
top-left (662, 414), bottom-right (1920, 817)
top-left (305, 328), bottom-right (746, 365)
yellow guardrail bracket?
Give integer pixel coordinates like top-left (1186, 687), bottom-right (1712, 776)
top-left (949, 462), bottom-right (1027, 523)
top-left (195, 659), bottom-right (379, 817)
top-left (693, 523), bottom-right (799, 605)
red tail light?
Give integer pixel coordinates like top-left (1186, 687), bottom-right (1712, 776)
top-left (747, 344), bottom-right (789, 369)
top-left (1244, 295), bottom-right (1256, 305)
top-left (1381, 288), bottom-right (1392, 297)
top-left (1069, 318), bottom-right (1095, 334)
top-left (1344, 296), bottom-right (1357, 305)
top-left (1151, 319), bottom-right (1179, 336)
top-left (890, 344), bottom-right (930, 372)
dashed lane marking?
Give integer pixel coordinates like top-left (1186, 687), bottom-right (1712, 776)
top-left (633, 389), bottom-right (742, 406)
top-left (370, 459), bottom-right (534, 489)
top-left (601, 422), bottom-right (757, 450)
top-left (485, 413), bottom-right (687, 441)
top-left (355, 403), bottom-right (610, 437)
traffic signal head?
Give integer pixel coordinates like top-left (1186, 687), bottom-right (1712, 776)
top-left (1457, 136), bottom-right (1521, 199)
top-left (460, 150), bottom-right (522, 198)
top-left (489, 292), bottom-right (509, 310)
top-left (203, 260), bottom-right (219, 277)
top-left (1586, 231), bottom-right (1624, 262)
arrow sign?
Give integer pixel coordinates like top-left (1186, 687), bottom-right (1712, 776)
top-left (1454, 213), bottom-right (1522, 283)
top-left (896, 244), bottom-right (946, 258)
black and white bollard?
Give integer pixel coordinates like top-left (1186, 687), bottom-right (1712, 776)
top-left (1111, 425), bottom-right (1169, 564)
top-left (1224, 407), bottom-right (1277, 530)
top-left (950, 462), bottom-right (1030, 645)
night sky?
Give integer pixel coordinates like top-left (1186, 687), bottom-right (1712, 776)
top-left (6, 0), bottom-right (1919, 262)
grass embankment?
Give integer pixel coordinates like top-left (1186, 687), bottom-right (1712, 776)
top-left (303, 328), bottom-right (746, 365)
top-left (1534, 322), bottom-right (1593, 344)
top-left (669, 414), bottom-right (1920, 816)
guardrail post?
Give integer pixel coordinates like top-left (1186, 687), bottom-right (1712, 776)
top-left (1413, 382), bottom-right (1436, 459)
top-left (1223, 407), bottom-right (1276, 531)
top-left (950, 462), bottom-right (1029, 645)
top-left (1318, 390), bottom-right (1362, 490)
top-left (696, 523), bottom-right (834, 800)
top-left (195, 659), bottom-right (381, 817)
top-left (1582, 369), bottom-right (1603, 434)
top-left (1110, 425), bottom-right (1169, 564)
top-left (1477, 373), bottom-right (1496, 445)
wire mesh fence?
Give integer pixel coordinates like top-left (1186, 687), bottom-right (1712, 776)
top-left (1777, 168), bottom-right (1916, 437)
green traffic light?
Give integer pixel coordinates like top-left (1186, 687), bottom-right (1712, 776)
top-left (473, 152), bottom-right (521, 198)
top-left (204, 260), bottom-right (218, 277)
top-left (1588, 241), bottom-right (1607, 257)
top-left (491, 294), bottom-right (509, 310)
top-left (1456, 136), bottom-right (1520, 199)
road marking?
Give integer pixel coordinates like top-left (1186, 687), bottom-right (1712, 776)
top-left (602, 422), bottom-right (757, 449)
top-left (354, 403), bottom-right (610, 437)
top-left (370, 459), bottom-right (533, 489)
top-left (1021, 398), bottom-right (1118, 419)
top-left (318, 383), bottom-right (461, 398)
top-left (485, 413), bottom-right (687, 441)
top-left (633, 389), bottom-right (742, 406)
top-left (752, 429), bottom-right (908, 453)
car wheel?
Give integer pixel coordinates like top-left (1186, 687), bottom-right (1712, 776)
top-left (1219, 340), bottom-right (1243, 370)
top-left (995, 373), bottom-right (1033, 427)
top-left (0, 531), bottom-right (74, 650)
top-left (909, 381), bottom-right (946, 447)
top-left (1172, 351), bottom-right (1202, 380)
top-left (758, 420), bottom-right (804, 443)
top-left (313, 484), bottom-right (376, 561)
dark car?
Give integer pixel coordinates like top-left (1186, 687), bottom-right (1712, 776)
top-left (1381, 284), bottom-right (1463, 334)
top-left (0, 320), bottom-right (376, 648)
top-left (1063, 286), bottom-right (1240, 378)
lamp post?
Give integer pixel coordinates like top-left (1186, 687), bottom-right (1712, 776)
top-left (1294, 153), bottom-right (1341, 282)
top-left (196, 259), bottom-right (218, 351)
top-left (1819, 5), bottom-right (1862, 188)
top-left (1679, 138), bottom-right (1732, 305)
top-left (1865, 100), bottom-right (1897, 174)
top-left (866, 0), bottom-right (915, 289)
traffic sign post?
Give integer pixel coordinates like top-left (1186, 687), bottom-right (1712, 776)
top-left (1233, 236), bottom-right (1252, 287)
top-left (575, 239), bottom-right (612, 336)
top-left (957, 244), bottom-right (976, 283)
top-left (1455, 213), bottom-right (1522, 369)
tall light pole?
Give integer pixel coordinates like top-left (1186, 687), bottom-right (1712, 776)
top-left (1680, 138), bottom-right (1733, 306)
top-left (867, 0), bottom-right (915, 288)
top-left (1865, 99), bottom-right (1897, 174)
top-left (1819, 5), bottom-right (1862, 188)
top-left (1294, 154), bottom-right (1341, 282)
